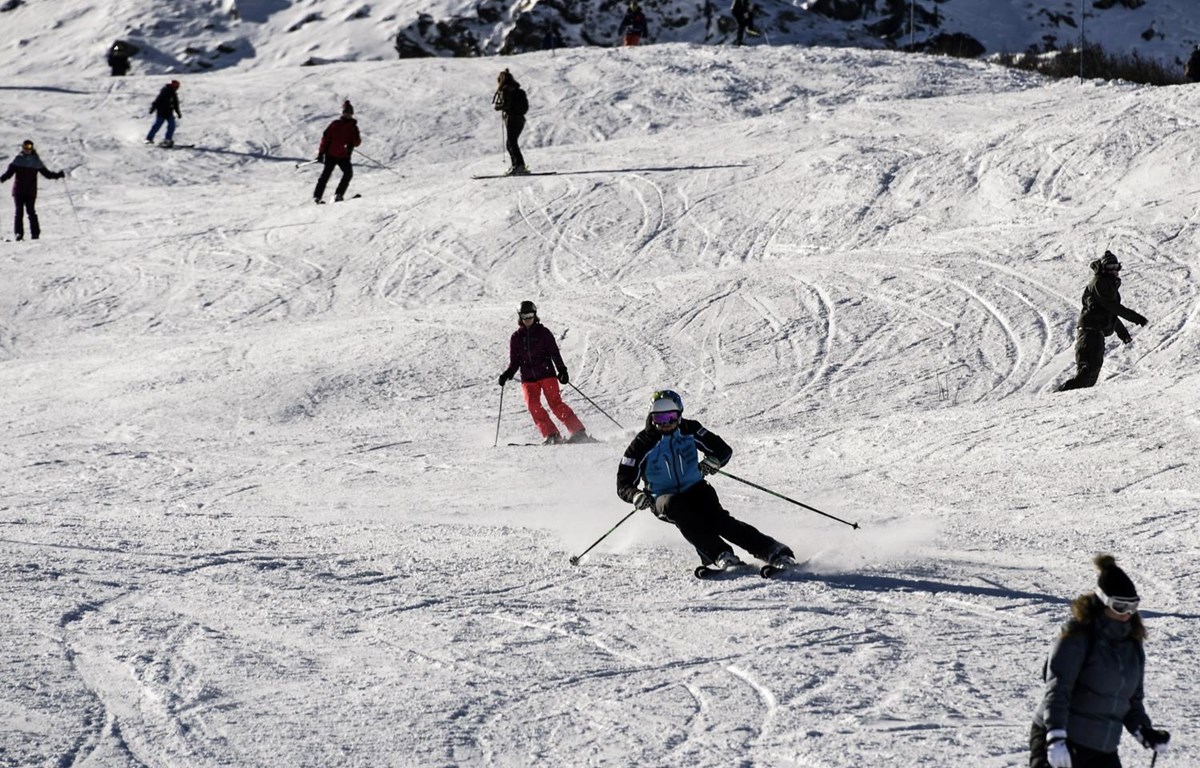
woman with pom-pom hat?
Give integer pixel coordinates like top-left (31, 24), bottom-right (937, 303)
top-left (1030, 554), bottom-right (1170, 767)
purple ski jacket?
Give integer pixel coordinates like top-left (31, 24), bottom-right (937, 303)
top-left (503, 321), bottom-right (566, 383)
top-left (1, 152), bottom-right (61, 198)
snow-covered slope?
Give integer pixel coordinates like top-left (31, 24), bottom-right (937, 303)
top-left (2, 39), bottom-right (1199, 768)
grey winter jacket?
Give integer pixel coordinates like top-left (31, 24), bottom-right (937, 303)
top-left (1033, 616), bottom-right (1153, 753)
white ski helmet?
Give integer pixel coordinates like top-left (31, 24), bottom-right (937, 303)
top-left (650, 389), bottom-right (683, 414)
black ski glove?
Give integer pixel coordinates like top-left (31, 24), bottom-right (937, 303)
top-left (699, 456), bottom-right (722, 476)
top-left (1116, 326), bottom-right (1132, 344)
top-left (632, 491), bottom-right (653, 510)
top-left (54, 171), bottom-right (66, 179)
top-left (498, 372), bottom-right (512, 387)
top-left (1135, 727), bottom-right (1170, 754)
top-left (1130, 312), bottom-right (1148, 327)
top-left (317, 154), bottom-right (326, 164)
top-left (557, 369), bottom-right (569, 385)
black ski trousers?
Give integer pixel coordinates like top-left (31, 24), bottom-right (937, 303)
top-left (504, 114), bottom-right (525, 170)
top-left (1029, 722), bottom-right (1122, 768)
top-left (314, 156), bottom-right (353, 201)
top-left (13, 194), bottom-right (39, 239)
top-left (1058, 328), bottom-right (1105, 391)
top-left (662, 480), bottom-right (780, 565)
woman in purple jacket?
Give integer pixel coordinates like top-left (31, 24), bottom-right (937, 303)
top-left (0, 140), bottom-right (65, 241)
top-left (498, 301), bottom-right (590, 444)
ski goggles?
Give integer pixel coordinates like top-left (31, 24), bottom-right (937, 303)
top-left (1095, 587), bottom-right (1139, 615)
top-left (519, 312), bottom-right (536, 320)
top-left (651, 410), bottom-right (680, 426)
top-left (21, 142), bottom-right (33, 151)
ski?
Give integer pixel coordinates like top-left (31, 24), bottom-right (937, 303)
top-left (152, 144), bottom-right (196, 149)
top-left (694, 563), bottom-right (754, 580)
top-left (760, 558), bottom-right (809, 579)
top-left (471, 172), bottom-right (557, 180)
top-left (335, 194), bottom-right (363, 202)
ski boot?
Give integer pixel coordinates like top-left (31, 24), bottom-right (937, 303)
top-left (542, 433), bottom-right (564, 445)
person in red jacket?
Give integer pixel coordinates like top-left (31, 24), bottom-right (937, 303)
top-left (313, 100), bottom-right (361, 203)
top-left (498, 301), bottom-right (591, 445)
top-left (0, 139), bottom-right (65, 241)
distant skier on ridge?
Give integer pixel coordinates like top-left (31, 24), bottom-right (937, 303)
top-left (730, 0), bottom-right (759, 46)
top-left (1056, 251), bottom-right (1147, 392)
top-left (313, 100), bottom-right (362, 204)
top-left (618, 1), bottom-right (649, 46)
top-left (0, 139), bottom-right (66, 241)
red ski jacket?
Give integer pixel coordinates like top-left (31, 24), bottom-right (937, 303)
top-left (318, 117), bottom-right (361, 159)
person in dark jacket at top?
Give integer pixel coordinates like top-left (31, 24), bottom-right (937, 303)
top-left (313, 100), bottom-right (362, 203)
top-left (1030, 554), bottom-right (1170, 768)
top-left (618, 1), bottom-right (649, 46)
top-left (1186, 47), bottom-right (1200, 83)
top-left (493, 69), bottom-right (529, 176)
top-left (730, 0), bottom-right (759, 45)
top-left (498, 301), bottom-right (591, 445)
top-left (1057, 251), bottom-right (1147, 392)
top-left (0, 139), bottom-right (66, 241)
top-left (616, 389), bottom-right (796, 571)
top-left (146, 80), bottom-right (182, 147)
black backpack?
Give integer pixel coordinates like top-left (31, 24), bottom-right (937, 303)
top-left (508, 87), bottom-right (529, 117)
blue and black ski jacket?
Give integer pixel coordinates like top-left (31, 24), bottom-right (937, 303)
top-left (616, 418), bottom-right (732, 503)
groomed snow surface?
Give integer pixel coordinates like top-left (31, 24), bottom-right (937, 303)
top-left (2, 45), bottom-right (1199, 767)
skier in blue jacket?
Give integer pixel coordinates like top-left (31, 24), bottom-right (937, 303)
top-left (616, 389), bottom-right (795, 570)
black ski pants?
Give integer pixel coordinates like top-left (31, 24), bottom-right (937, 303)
top-left (13, 194), bottom-right (39, 240)
top-left (504, 114), bottom-right (525, 170)
top-left (1058, 328), bottom-right (1105, 391)
top-left (314, 156), bottom-right (353, 201)
top-left (660, 480), bottom-right (782, 565)
top-left (1030, 722), bottom-right (1122, 768)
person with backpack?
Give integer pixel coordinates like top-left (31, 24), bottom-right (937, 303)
top-left (618, 1), bottom-right (649, 46)
top-left (0, 139), bottom-right (66, 241)
top-left (145, 80), bottom-right (182, 147)
top-left (1030, 554), bottom-right (1170, 768)
top-left (616, 389), bottom-right (797, 572)
top-left (730, 0), bottom-right (759, 45)
top-left (492, 69), bottom-right (529, 176)
top-left (313, 100), bottom-right (362, 203)
top-left (1056, 251), bottom-right (1147, 392)
top-left (497, 301), bottom-right (591, 445)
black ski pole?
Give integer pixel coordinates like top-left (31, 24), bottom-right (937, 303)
top-left (568, 383), bottom-right (624, 429)
top-left (353, 148), bottom-right (404, 179)
top-left (570, 507), bottom-right (638, 565)
top-left (61, 175), bottom-right (83, 235)
top-left (493, 383), bottom-right (505, 447)
top-left (716, 470), bottom-right (860, 529)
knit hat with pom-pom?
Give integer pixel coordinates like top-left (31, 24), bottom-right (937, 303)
top-left (341, 100), bottom-right (354, 117)
top-left (1095, 553), bottom-right (1137, 600)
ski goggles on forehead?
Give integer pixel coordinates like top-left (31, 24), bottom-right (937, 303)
top-left (1095, 587), bottom-right (1139, 615)
top-left (21, 142), bottom-right (33, 150)
top-left (651, 410), bottom-right (680, 425)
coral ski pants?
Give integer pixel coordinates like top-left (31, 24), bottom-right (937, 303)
top-left (522, 377), bottom-right (583, 438)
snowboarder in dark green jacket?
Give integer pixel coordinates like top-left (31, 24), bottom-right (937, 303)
top-left (1057, 251), bottom-right (1147, 392)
